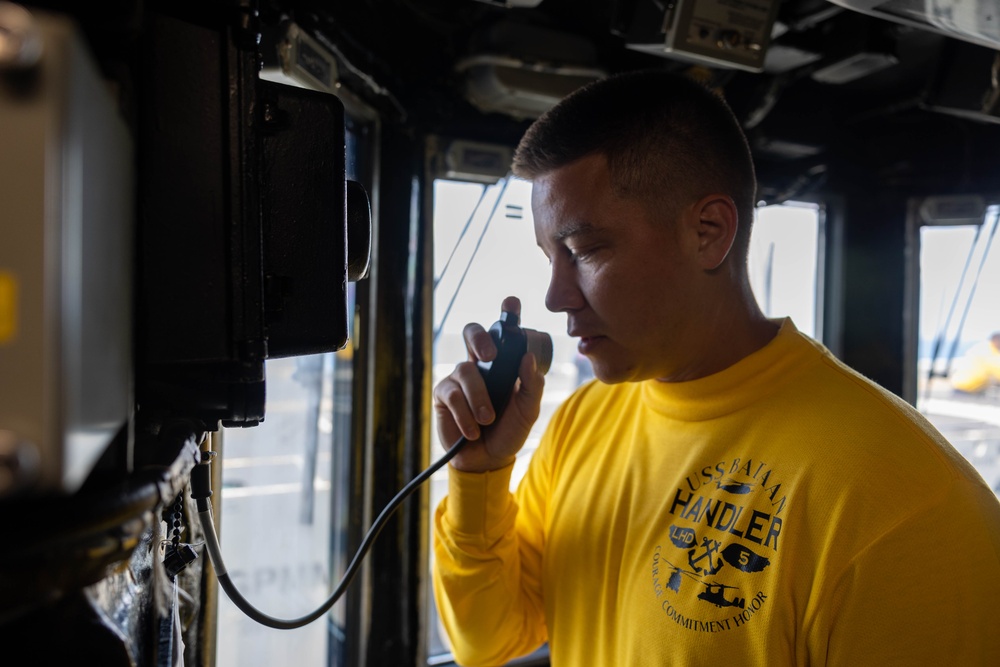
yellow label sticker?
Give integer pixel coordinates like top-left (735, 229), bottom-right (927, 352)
top-left (0, 271), bottom-right (17, 344)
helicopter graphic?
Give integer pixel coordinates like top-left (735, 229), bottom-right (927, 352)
top-left (661, 558), bottom-right (746, 609)
top-left (714, 477), bottom-right (754, 494)
top-left (697, 582), bottom-right (746, 609)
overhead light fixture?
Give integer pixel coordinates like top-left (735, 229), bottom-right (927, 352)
top-left (260, 22), bottom-right (339, 94)
top-left (811, 51), bottom-right (899, 84)
top-left (442, 139), bottom-right (513, 184)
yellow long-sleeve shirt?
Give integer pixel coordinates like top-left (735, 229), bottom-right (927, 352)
top-left (433, 319), bottom-right (1000, 666)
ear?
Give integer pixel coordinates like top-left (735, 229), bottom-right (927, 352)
top-left (693, 194), bottom-right (739, 270)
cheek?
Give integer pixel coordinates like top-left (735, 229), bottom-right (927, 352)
top-left (577, 266), bottom-right (612, 304)
top-left (598, 267), bottom-right (683, 333)
top-left (580, 267), bottom-right (646, 325)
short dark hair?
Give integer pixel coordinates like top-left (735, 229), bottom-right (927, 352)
top-left (512, 68), bottom-right (757, 260)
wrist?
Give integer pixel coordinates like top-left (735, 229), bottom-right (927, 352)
top-left (445, 461), bottom-right (517, 535)
top-left (448, 454), bottom-right (517, 474)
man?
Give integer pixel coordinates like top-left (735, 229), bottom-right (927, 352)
top-left (432, 69), bottom-right (1000, 666)
top-left (950, 332), bottom-right (1000, 395)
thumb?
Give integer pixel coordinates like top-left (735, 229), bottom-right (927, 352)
top-left (510, 353), bottom-right (545, 422)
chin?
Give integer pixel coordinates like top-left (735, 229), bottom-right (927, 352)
top-left (590, 362), bottom-right (639, 385)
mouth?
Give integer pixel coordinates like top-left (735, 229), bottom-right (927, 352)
top-left (576, 335), bottom-right (606, 355)
top-left (568, 320), bottom-right (606, 353)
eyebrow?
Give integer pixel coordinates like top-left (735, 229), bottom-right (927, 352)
top-left (552, 221), bottom-right (599, 242)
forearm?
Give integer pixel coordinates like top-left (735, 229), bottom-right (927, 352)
top-left (432, 464), bottom-right (547, 666)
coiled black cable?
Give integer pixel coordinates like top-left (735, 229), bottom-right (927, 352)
top-left (192, 435), bottom-right (469, 630)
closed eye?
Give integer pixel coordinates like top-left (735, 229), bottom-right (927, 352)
top-left (541, 222), bottom-right (611, 265)
top-left (569, 244), bottom-right (604, 263)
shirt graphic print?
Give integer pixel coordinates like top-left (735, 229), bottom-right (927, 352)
top-left (652, 456), bottom-right (785, 633)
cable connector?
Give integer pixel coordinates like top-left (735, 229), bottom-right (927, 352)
top-left (164, 543), bottom-right (199, 577)
top-left (190, 451), bottom-right (216, 513)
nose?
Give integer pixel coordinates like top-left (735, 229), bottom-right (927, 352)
top-left (544, 256), bottom-right (584, 313)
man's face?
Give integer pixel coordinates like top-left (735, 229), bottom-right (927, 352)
top-left (532, 153), bottom-right (711, 383)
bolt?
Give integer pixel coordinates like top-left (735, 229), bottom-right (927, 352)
top-left (0, 429), bottom-right (40, 494)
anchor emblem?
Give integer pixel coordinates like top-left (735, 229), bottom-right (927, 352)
top-left (688, 537), bottom-right (724, 575)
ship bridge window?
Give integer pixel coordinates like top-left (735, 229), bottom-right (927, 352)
top-left (916, 205), bottom-right (1000, 496)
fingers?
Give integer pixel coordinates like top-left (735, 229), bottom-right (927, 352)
top-left (509, 352), bottom-right (545, 425)
top-left (518, 352), bottom-right (544, 399)
top-left (437, 296), bottom-right (538, 457)
top-left (462, 322), bottom-right (495, 362)
top-left (462, 297), bottom-right (524, 362)
top-left (500, 295), bottom-right (521, 317)
top-left (434, 352), bottom-right (542, 446)
top-left (433, 361), bottom-right (495, 442)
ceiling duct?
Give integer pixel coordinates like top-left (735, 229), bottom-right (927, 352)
top-left (457, 22), bottom-right (606, 119)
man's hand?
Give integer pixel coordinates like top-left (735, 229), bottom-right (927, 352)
top-left (433, 296), bottom-right (546, 473)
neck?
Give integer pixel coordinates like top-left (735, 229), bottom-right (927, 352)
top-left (660, 279), bottom-right (779, 383)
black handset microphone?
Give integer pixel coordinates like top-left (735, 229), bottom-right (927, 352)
top-left (195, 306), bottom-right (552, 629)
top-left (477, 310), bottom-right (553, 416)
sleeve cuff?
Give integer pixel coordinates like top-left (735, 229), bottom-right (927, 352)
top-left (445, 462), bottom-right (517, 538)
